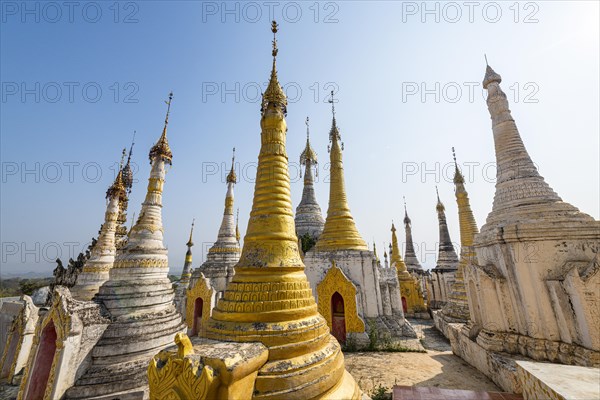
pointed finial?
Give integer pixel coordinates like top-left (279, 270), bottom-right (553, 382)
top-left (127, 131), bottom-right (136, 163)
top-left (306, 116), bottom-right (310, 140)
top-left (484, 54), bottom-right (489, 66)
top-left (403, 196), bottom-right (411, 225)
top-left (271, 20), bottom-right (278, 58)
top-left (329, 90), bottom-right (336, 120)
top-left (226, 147), bottom-right (237, 184)
top-left (187, 219), bottom-right (195, 248)
top-left (452, 146), bottom-right (457, 167)
top-left (165, 91), bottom-right (173, 125)
top-left (436, 186), bottom-right (445, 212)
top-left (452, 147), bottom-right (465, 184)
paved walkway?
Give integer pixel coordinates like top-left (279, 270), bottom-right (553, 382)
top-left (345, 318), bottom-right (501, 398)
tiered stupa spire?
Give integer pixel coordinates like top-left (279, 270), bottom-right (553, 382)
top-left (391, 223), bottom-right (409, 274)
top-left (68, 93), bottom-right (185, 398)
top-left (189, 147), bottom-right (241, 296)
top-left (181, 219), bottom-right (195, 283)
top-left (204, 22), bottom-right (361, 399)
top-left (70, 151), bottom-right (128, 301)
top-left (295, 116), bottom-right (325, 239)
top-left (479, 63), bottom-right (590, 241)
top-left (434, 187), bottom-right (459, 271)
top-left (442, 148), bottom-right (478, 320)
top-left (211, 147), bottom-right (239, 255)
top-left (313, 91), bottom-right (368, 251)
top-left (403, 197), bottom-right (424, 273)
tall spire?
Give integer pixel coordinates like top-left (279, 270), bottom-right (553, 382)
top-left (391, 222), bottom-right (408, 273)
top-left (261, 20), bottom-right (287, 116)
top-left (295, 116), bottom-right (325, 239)
top-left (70, 150), bottom-right (127, 300)
top-left (403, 198), bottom-right (423, 273)
top-left (442, 148), bottom-right (478, 320)
top-left (205, 23), bottom-right (361, 399)
top-left (314, 91), bottom-right (367, 251)
top-left (434, 187), bottom-right (459, 271)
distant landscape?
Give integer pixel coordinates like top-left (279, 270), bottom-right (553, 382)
top-left (0, 276), bottom-right (53, 298)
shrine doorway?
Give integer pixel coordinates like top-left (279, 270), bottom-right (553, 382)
top-left (401, 296), bottom-right (408, 313)
top-left (192, 297), bottom-right (204, 336)
top-left (25, 320), bottom-right (57, 400)
top-left (331, 292), bottom-right (346, 344)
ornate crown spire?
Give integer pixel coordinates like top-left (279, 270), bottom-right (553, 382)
top-left (314, 91), bottom-right (367, 251)
top-left (149, 92), bottom-right (173, 164)
top-left (261, 21), bottom-right (287, 116)
top-left (403, 196), bottom-right (411, 225)
top-left (226, 147), bottom-right (237, 184)
top-left (328, 90), bottom-right (342, 144)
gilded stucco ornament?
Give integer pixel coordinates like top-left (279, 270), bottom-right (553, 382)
top-left (317, 261), bottom-right (366, 334)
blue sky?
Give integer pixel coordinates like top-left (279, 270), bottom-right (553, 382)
top-left (1, 1), bottom-right (598, 276)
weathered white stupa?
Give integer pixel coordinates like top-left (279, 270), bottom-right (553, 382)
top-left (427, 188), bottom-right (459, 309)
top-left (295, 117), bottom-right (325, 243)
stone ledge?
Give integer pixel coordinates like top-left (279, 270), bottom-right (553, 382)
top-left (516, 360), bottom-right (600, 400)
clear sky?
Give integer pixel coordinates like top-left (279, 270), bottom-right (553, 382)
top-left (1, 1), bottom-right (598, 276)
